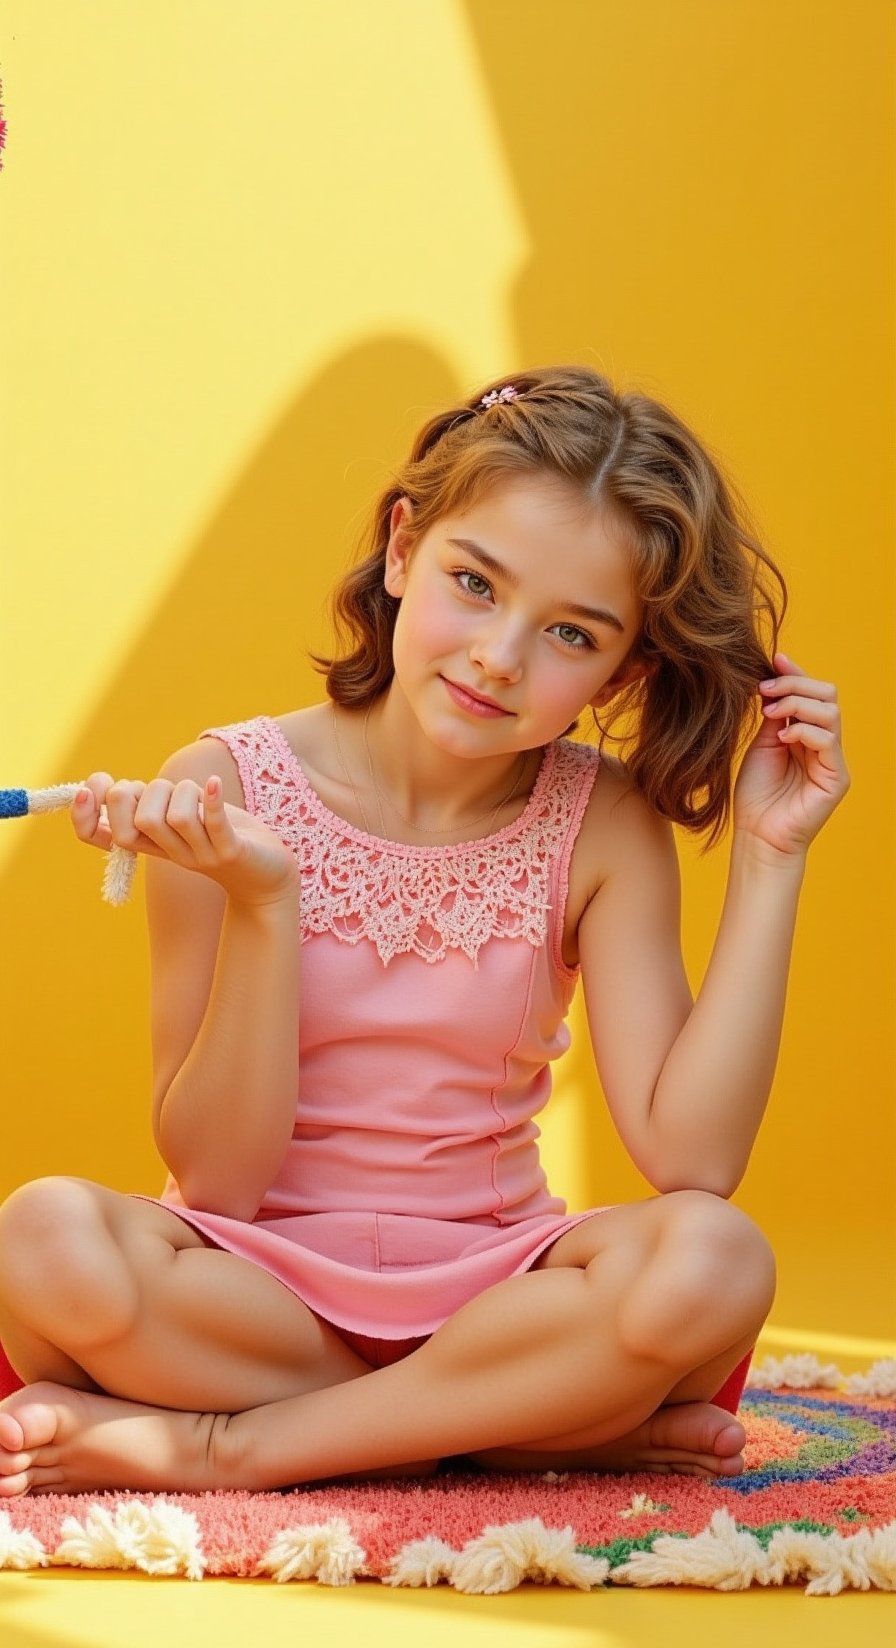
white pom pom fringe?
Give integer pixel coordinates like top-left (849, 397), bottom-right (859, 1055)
top-left (387, 1517), bottom-right (609, 1594)
top-left (845, 1359), bottom-right (896, 1397)
top-left (613, 1508), bottom-right (896, 1595)
top-left (748, 1354), bottom-right (896, 1396)
top-left (747, 1353), bottom-right (841, 1389)
top-left (0, 1511), bottom-right (49, 1570)
top-left (53, 1500), bottom-right (204, 1579)
top-left (256, 1517), bottom-right (366, 1585)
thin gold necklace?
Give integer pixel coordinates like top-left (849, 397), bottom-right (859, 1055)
top-left (363, 703), bottom-right (529, 837)
top-left (332, 703), bottom-right (377, 835)
top-left (332, 704), bottom-right (530, 839)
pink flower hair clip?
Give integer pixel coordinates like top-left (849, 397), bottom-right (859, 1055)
top-left (480, 385), bottom-right (519, 408)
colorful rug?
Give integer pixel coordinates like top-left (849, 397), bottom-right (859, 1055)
top-left (1, 1357), bottom-right (894, 1594)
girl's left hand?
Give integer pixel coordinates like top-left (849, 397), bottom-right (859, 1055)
top-left (733, 651), bottom-right (850, 857)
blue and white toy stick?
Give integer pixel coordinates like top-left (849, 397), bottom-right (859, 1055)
top-left (0, 786), bottom-right (136, 905)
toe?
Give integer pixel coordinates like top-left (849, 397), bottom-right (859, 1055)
top-left (0, 1404), bottom-right (59, 1483)
top-left (0, 1469), bottom-right (31, 1497)
top-left (0, 1412), bottom-right (26, 1454)
top-left (712, 1419), bottom-right (747, 1458)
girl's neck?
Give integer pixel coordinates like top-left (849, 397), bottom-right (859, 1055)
top-left (337, 689), bottom-right (541, 841)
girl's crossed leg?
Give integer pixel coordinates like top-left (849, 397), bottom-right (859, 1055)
top-left (0, 1176), bottom-right (375, 1407)
top-left (0, 1186), bottom-right (775, 1496)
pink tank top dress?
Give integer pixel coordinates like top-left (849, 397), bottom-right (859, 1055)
top-left (151, 716), bottom-right (609, 1353)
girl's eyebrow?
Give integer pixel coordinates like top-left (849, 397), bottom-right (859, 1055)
top-left (446, 537), bottom-right (626, 633)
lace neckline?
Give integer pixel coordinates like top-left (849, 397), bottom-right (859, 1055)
top-left (256, 715), bottom-right (557, 859)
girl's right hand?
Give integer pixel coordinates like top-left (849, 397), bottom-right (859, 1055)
top-left (71, 772), bottom-right (300, 906)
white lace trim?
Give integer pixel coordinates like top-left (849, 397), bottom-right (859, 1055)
top-left (204, 719), bottom-right (598, 967)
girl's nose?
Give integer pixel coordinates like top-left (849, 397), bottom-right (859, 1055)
top-left (468, 623), bottom-right (525, 683)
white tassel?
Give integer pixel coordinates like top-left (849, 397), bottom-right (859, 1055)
top-left (768, 1521), bottom-right (896, 1595)
top-left (385, 1536), bottom-right (458, 1588)
top-left (257, 1517), bottom-right (365, 1586)
top-left (748, 1353), bottom-right (841, 1389)
top-left (845, 1359), bottom-right (896, 1398)
top-left (450, 1518), bottom-right (608, 1595)
top-left (0, 1511), bottom-right (48, 1570)
top-left (53, 1500), bottom-right (204, 1579)
top-left (615, 1508), bottom-right (768, 1590)
top-left (616, 1510), bottom-right (896, 1594)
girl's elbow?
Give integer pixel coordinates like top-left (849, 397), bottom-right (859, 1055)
top-left (163, 1159), bottom-right (265, 1222)
top-left (647, 1161), bottom-right (744, 1200)
top-left (175, 1176), bottom-right (264, 1222)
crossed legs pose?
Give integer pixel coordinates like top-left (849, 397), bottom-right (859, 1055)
top-left (0, 1177), bottom-right (774, 1497)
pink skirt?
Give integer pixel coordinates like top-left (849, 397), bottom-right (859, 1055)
top-left (136, 1198), bottom-right (603, 1341)
top-left (134, 1197), bottom-right (753, 1412)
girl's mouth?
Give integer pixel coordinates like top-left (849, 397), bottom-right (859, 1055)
top-left (441, 677), bottom-right (514, 718)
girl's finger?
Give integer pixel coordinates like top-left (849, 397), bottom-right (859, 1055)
top-left (70, 775), bottom-right (113, 846)
top-left (201, 776), bottom-right (226, 823)
top-left (151, 778), bottom-right (205, 843)
top-left (71, 798), bottom-right (115, 851)
top-left (103, 779), bottom-right (147, 843)
top-left (762, 694), bottom-right (841, 725)
top-left (760, 674), bottom-right (837, 702)
top-left (776, 724), bottom-right (850, 778)
top-left (135, 779), bottom-right (220, 865)
top-left (201, 780), bottom-right (241, 860)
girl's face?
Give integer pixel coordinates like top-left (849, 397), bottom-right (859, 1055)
top-left (384, 474), bottom-right (646, 757)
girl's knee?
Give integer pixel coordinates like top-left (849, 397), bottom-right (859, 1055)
top-left (665, 1188), bottom-right (771, 1250)
top-left (666, 1191), bottom-right (775, 1296)
top-left (0, 1178), bottom-right (133, 1316)
top-left (619, 1192), bottom-right (775, 1356)
top-left (0, 1177), bottom-right (104, 1254)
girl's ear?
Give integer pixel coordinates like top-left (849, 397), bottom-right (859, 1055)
top-left (590, 653), bottom-right (655, 710)
top-left (384, 497), bottom-right (415, 597)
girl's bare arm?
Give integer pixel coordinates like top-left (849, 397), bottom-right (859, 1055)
top-left (73, 741), bottom-right (302, 1220)
top-left (579, 658), bottom-right (848, 1197)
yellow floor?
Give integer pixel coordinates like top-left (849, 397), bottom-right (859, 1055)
top-left (2, 1568), bottom-right (894, 1648)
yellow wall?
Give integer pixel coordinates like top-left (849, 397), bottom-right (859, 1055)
top-left (2, 0), bottom-right (893, 1351)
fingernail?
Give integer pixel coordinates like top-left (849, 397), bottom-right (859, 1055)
top-left (75, 788), bottom-right (91, 805)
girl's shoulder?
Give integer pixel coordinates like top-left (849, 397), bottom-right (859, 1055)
top-left (154, 706), bottom-right (328, 808)
top-left (273, 703), bottom-right (335, 771)
top-left (564, 751), bottom-right (679, 949)
top-left (577, 749), bottom-right (671, 865)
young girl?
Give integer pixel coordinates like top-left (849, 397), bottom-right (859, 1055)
top-left (0, 366), bottom-right (848, 1496)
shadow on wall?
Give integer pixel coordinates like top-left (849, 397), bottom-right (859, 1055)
top-left (0, 341), bottom-right (460, 1198)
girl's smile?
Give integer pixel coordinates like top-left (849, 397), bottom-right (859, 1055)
top-left (440, 676), bottom-right (515, 718)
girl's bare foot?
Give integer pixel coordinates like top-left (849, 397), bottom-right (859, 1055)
top-left (0, 1382), bottom-right (438, 1496)
top-left (581, 1400), bottom-right (747, 1476)
top-left (0, 1381), bottom-right (748, 1497)
top-left (474, 1400), bottom-right (748, 1477)
top-left (0, 1383), bottom-right (220, 1497)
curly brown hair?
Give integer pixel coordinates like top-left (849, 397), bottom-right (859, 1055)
top-left (314, 366), bottom-right (786, 842)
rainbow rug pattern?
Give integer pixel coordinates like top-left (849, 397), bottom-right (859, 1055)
top-left (1, 1357), bottom-right (894, 1595)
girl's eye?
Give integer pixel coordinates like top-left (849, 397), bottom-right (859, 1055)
top-left (551, 623), bottom-right (594, 651)
top-left (456, 570), bottom-right (492, 598)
